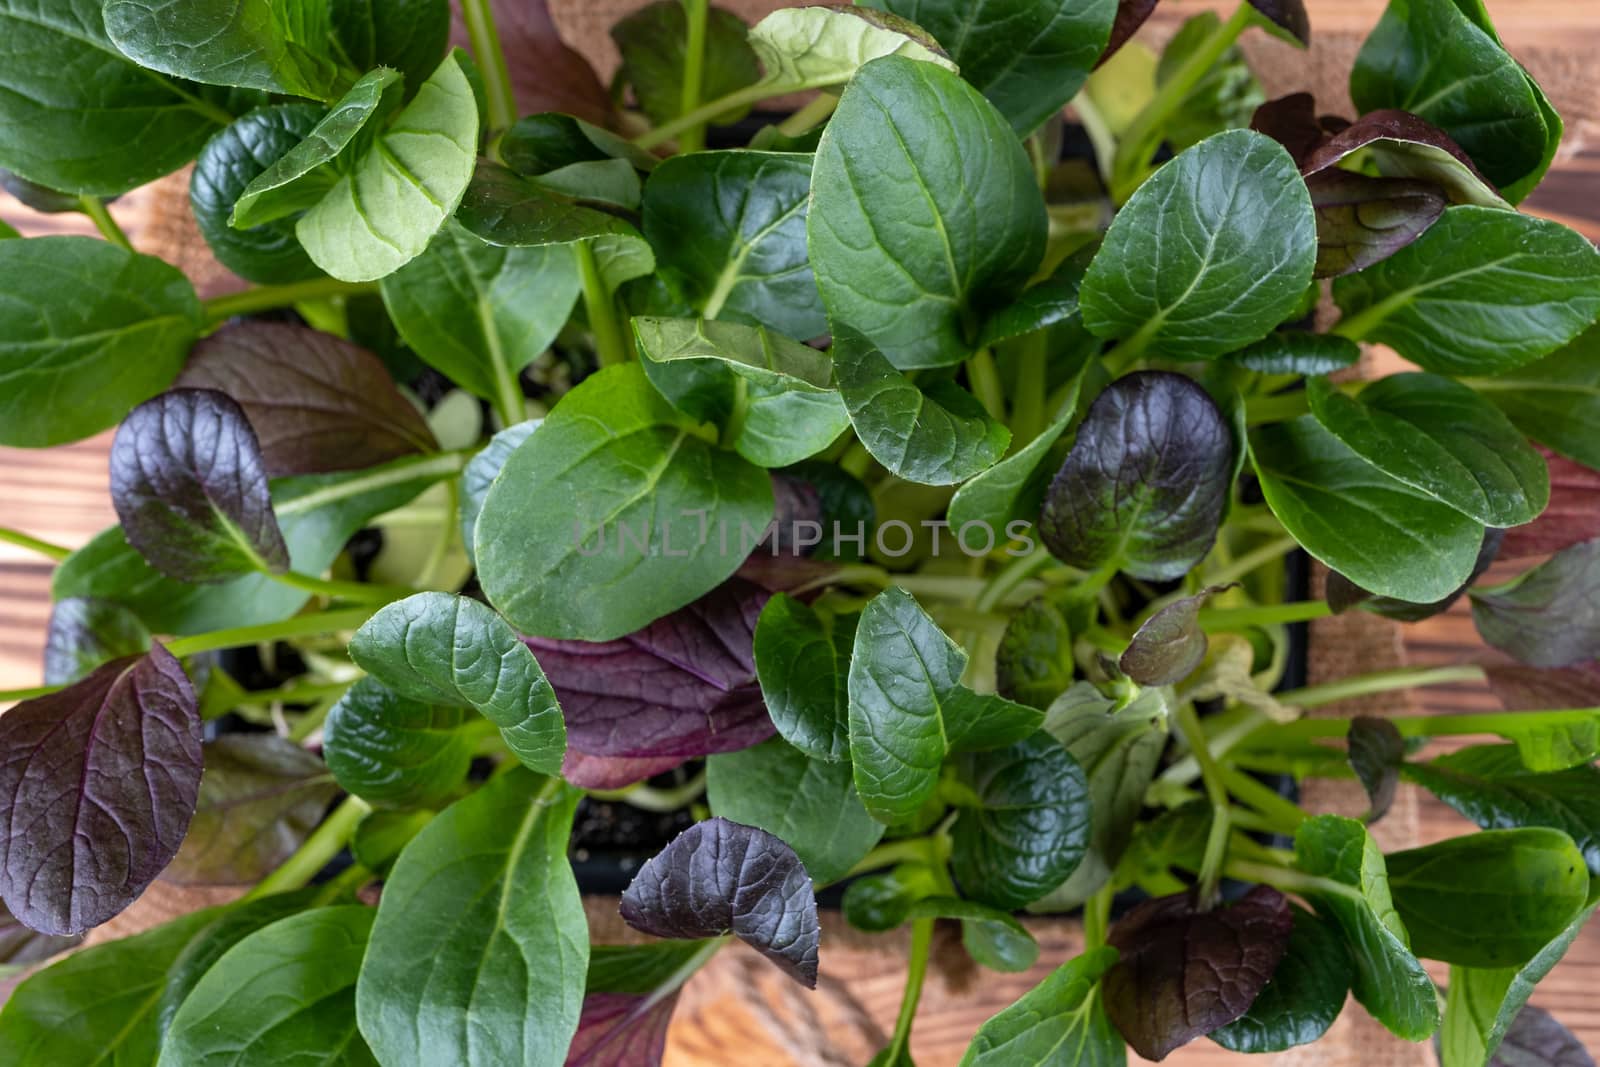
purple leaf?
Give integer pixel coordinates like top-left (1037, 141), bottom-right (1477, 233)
top-left (1471, 539), bottom-right (1600, 668)
top-left (1348, 716), bottom-right (1405, 823)
top-left (450, 0), bottom-right (611, 128)
top-left (1486, 663), bottom-right (1600, 714)
top-left (1250, 93), bottom-right (1328, 166)
top-left (621, 817), bottom-right (820, 988)
top-left (1491, 1003), bottom-right (1595, 1067)
top-left (177, 322), bottom-right (436, 476)
top-left (1119, 584), bottom-right (1235, 686)
top-left (1097, 0), bottom-right (1159, 67)
top-left (1301, 109), bottom-right (1507, 208)
top-left (1247, 0), bottom-right (1309, 44)
top-left (524, 578), bottom-right (774, 760)
top-left (565, 991), bottom-right (678, 1067)
top-left (1103, 886), bottom-right (1293, 1061)
top-left (1501, 452), bottom-right (1600, 560)
top-left (561, 751), bottom-right (686, 790)
top-left (110, 389), bottom-right (289, 583)
top-left (1306, 169), bottom-right (1447, 278)
top-left (0, 645), bottom-right (202, 935)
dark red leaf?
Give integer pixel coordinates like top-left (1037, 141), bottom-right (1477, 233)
top-left (1096, 0), bottom-right (1159, 67)
top-left (1492, 1003), bottom-right (1595, 1067)
top-left (565, 991), bottom-right (678, 1067)
top-left (0, 645), bottom-right (202, 934)
top-left (1250, 93), bottom-right (1327, 166)
top-left (451, 0), bottom-right (612, 128)
top-left (1247, 0), bottom-right (1309, 44)
top-left (524, 578), bottom-right (774, 760)
top-left (561, 751), bottom-right (686, 790)
top-left (1348, 716), bottom-right (1405, 823)
top-left (177, 322), bottom-right (436, 477)
top-left (1103, 886), bottom-right (1294, 1061)
top-left (1119, 584), bottom-right (1235, 686)
top-left (1302, 109), bottom-right (1500, 206)
top-left (1486, 662), bottom-right (1600, 713)
top-left (1306, 169), bottom-right (1447, 278)
top-left (1500, 452), bottom-right (1600, 560)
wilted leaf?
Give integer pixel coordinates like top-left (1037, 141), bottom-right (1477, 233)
top-left (1120, 585), bottom-right (1233, 686)
top-left (324, 677), bottom-right (473, 807)
top-left (1347, 716), bottom-right (1404, 823)
top-left (41, 597), bottom-right (150, 686)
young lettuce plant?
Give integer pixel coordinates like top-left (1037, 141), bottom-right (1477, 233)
top-left (0, 0), bottom-right (1597, 1064)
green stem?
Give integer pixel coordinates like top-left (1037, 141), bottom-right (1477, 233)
top-left (1249, 705), bottom-right (1600, 745)
top-left (966, 348), bottom-right (1006, 422)
top-left (635, 83), bottom-right (771, 151)
top-left (721, 376), bottom-right (750, 448)
top-left (0, 526), bottom-right (71, 562)
top-left (1083, 884), bottom-right (1113, 951)
top-left (0, 684), bottom-right (61, 703)
top-left (165, 607), bottom-right (378, 659)
top-left (243, 795), bottom-right (370, 901)
top-left (270, 569), bottom-right (416, 604)
top-left (886, 917), bottom-right (935, 1063)
top-left (1110, 3), bottom-right (1255, 200)
top-left (775, 93), bottom-right (838, 137)
top-left (80, 197), bottom-right (132, 251)
top-left (843, 836), bottom-right (937, 881)
top-left (1206, 536), bottom-right (1298, 586)
top-left (461, 0), bottom-right (517, 133)
top-left (243, 679), bottom-right (356, 706)
top-left (310, 863), bottom-right (373, 905)
top-left (576, 242), bottom-right (628, 367)
top-left (1330, 300), bottom-right (1398, 343)
top-left (286, 699), bottom-right (340, 743)
top-left (276, 451), bottom-right (469, 518)
top-left (676, 0), bottom-right (710, 154)
top-left (1176, 701), bottom-right (1231, 908)
top-left (1011, 332), bottom-right (1049, 443)
top-left (1223, 768), bottom-right (1308, 835)
top-left (1158, 708), bottom-right (1265, 788)
top-left (1243, 391), bottom-right (1311, 427)
top-left (588, 770), bottom-right (708, 812)
top-left (1275, 663), bottom-right (1486, 709)
top-left (1224, 859), bottom-right (1364, 905)
top-left (1197, 600), bottom-right (1332, 630)
top-left (975, 546), bottom-right (1053, 613)
top-left (203, 279), bottom-right (377, 324)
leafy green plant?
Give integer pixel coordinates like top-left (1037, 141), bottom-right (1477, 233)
top-left (0, 0), bottom-right (1597, 1063)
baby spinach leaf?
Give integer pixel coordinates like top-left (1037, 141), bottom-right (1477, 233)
top-left (863, 0), bottom-right (1118, 136)
top-left (105, 0), bottom-right (345, 99)
top-left (1306, 170), bottom-right (1447, 279)
top-left (1251, 416), bottom-right (1484, 604)
top-left (1292, 814), bottom-right (1440, 1040)
top-left (1470, 539), bottom-right (1600, 669)
top-left (164, 734), bottom-right (338, 885)
top-left (844, 864), bottom-right (942, 932)
top-left (746, 6), bottom-right (956, 96)
top-left (0, 0), bottom-right (240, 195)
top-left (0, 236), bottom-right (203, 447)
top-left (500, 113), bottom-right (657, 179)
top-left (0, 644), bottom-right (200, 935)
top-left (947, 405), bottom-right (1075, 533)
top-left (809, 56), bottom-right (1047, 369)
top-left (1327, 524), bottom-right (1505, 625)
top-left (960, 946), bottom-right (1121, 1065)
top-left (476, 363), bottom-right (774, 641)
top-left (1209, 903), bottom-right (1354, 1053)
top-left (633, 317), bottom-right (849, 467)
top-left (331, 0), bottom-right (449, 88)
top-left (381, 221), bottom-right (579, 405)
top-left (977, 249), bottom-right (1091, 349)
top-left (324, 677), bottom-right (473, 806)
top-left (459, 419), bottom-right (539, 560)
top-left (1080, 130), bottom-right (1316, 360)
top-left (41, 596), bottom-right (150, 686)
top-left (1386, 829), bottom-right (1590, 968)
top-left (178, 321), bottom-right (437, 476)
top-left (231, 69), bottom-right (403, 229)
top-left (1347, 715), bottom-right (1405, 823)
top-left (611, 1), bottom-right (760, 128)
top-left (358, 771), bottom-right (585, 1066)
top-left (995, 596), bottom-right (1075, 711)
top-left (848, 588), bottom-right (1043, 823)
top-left (1228, 332), bottom-right (1360, 376)
top-left (753, 593), bottom-right (854, 762)
top-left (1300, 109), bottom-right (1510, 210)
top-left (190, 103), bottom-right (326, 284)
top-left (834, 330), bottom-right (1011, 486)
top-left (641, 151), bottom-right (823, 340)
top-left (111, 389), bottom-right (290, 583)
top-left (349, 809), bottom-right (432, 876)
top-left (1041, 371), bottom-right (1234, 581)
top-left (706, 737), bottom-right (884, 884)
top-left (1332, 207), bottom-right (1600, 377)
top-left (158, 906), bottom-right (376, 1066)
top-left (0, 906), bottom-right (223, 1063)
top-left (621, 817), bottom-right (821, 987)
top-left (1308, 373), bottom-right (1548, 527)
top-left (949, 732), bottom-right (1092, 910)
top-left (1102, 886), bottom-right (1294, 1061)
top-left (349, 592), bottom-right (566, 775)
top-left (901, 896), bottom-right (1040, 973)
top-left (1119, 585), bottom-right (1233, 686)
top-left (297, 51), bottom-right (480, 282)
top-left (1351, 0), bottom-right (1553, 198)
top-left (1478, 326), bottom-right (1600, 471)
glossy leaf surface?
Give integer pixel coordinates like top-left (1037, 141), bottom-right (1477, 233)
top-left (753, 594), bottom-right (854, 762)
top-left (1209, 903), bottom-right (1354, 1053)
top-left (959, 946), bottom-right (1121, 1065)
top-left (324, 677), bottom-right (472, 806)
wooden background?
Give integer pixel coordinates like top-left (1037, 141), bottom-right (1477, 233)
top-left (1, 0), bottom-right (1597, 1062)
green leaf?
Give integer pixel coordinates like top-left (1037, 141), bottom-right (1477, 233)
top-left (324, 676), bottom-right (474, 806)
top-left (611, 1), bottom-right (760, 127)
top-left (950, 732), bottom-right (1092, 910)
top-left (641, 151), bottom-right (824, 340)
top-left (1292, 814), bottom-right (1440, 1041)
top-left (902, 897), bottom-right (1040, 973)
top-left (862, 0), bottom-right (1117, 136)
top-left (1332, 207), bottom-right (1600, 377)
top-left (0, 220), bottom-right (16, 240)
top-left (833, 330), bottom-right (1010, 486)
top-left (357, 771), bottom-right (586, 1067)
top-left (809, 56), bottom-right (1046, 370)
top-left (706, 737), bottom-right (884, 884)
top-left (977, 248), bottom-right (1092, 349)
top-left (349, 592), bottom-right (566, 775)
top-left (947, 406), bottom-right (1074, 533)
top-left (1080, 129), bottom-right (1316, 360)
top-left (1470, 540), bottom-right (1600, 669)
top-left (1251, 416), bottom-right (1484, 604)
top-left (959, 947), bottom-right (1121, 1065)
top-left (848, 588), bottom-right (1043, 823)
top-left (158, 907), bottom-right (376, 1066)
top-left (331, 0), bottom-right (449, 88)
top-left (297, 51), bottom-right (479, 282)
top-left (1386, 829), bottom-right (1590, 968)
top-left (42, 597), bottom-right (151, 686)
top-left (1478, 325), bottom-right (1600, 471)
top-left (752, 594), bottom-right (854, 762)
top-left (746, 6), bottom-right (957, 96)
top-left (0, 237), bottom-right (203, 447)
top-left (105, 0), bottom-right (345, 99)
top-left (1308, 373), bottom-right (1548, 527)
top-left (380, 221), bottom-right (579, 404)
top-left (1158, 11), bottom-right (1266, 151)
top-left (1209, 903), bottom-right (1354, 1053)
top-left (1227, 332), bottom-right (1361, 376)
top-left (995, 597), bottom-right (1075, 711)
top-left (0, 906), bottom-right (223, 1064)
top-left (632, 317), bottom-right (849, 467)
top-left (460, 419), bottom-right (540, 561)
top-left (475, 362), bottom-right (774, 641)
top-left (843, 864), bottom-right (942, 932)
top-left (500, 112), bottom-right (659, 179)
top-left (0, 0), bottom-right (238, 195)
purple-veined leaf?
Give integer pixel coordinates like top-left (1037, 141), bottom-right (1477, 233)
top-left (566, 992), bottom-right (676, 1067)
top-left (1306, 169), bottom-right (1447, 278)
top-left (450, 0), bottom-right (611, 127)
top-left (177, 322), bottom-right (437, 476)
top-left (1347, 715), bottom-right (1405, 823)
top-left (1097, 0), bottom-right (1159, 67)
top-left (1471, 539), bottom-right (1600, 668)
top-left (523, 578), bottom-right (774, 760)
top-left (1247, 0), bottom-right (1309, 45)
top-left (1119, 584), bottom-right (1235, 686)
top-left (0, 644), bottom-right (201, 935)
top-left (620, 818), bottom-right (820, 987)
top-left (110, 389), bottom-right (289, 583)
top-left (42, 596), bottom-right (150, 685)
top-left (1103, 886), bottom-right (1294, 1061)
top-left (1501, 452), bottom-right (1600, 561)
top-left (1301, 109), bottom-right (1509, 209)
